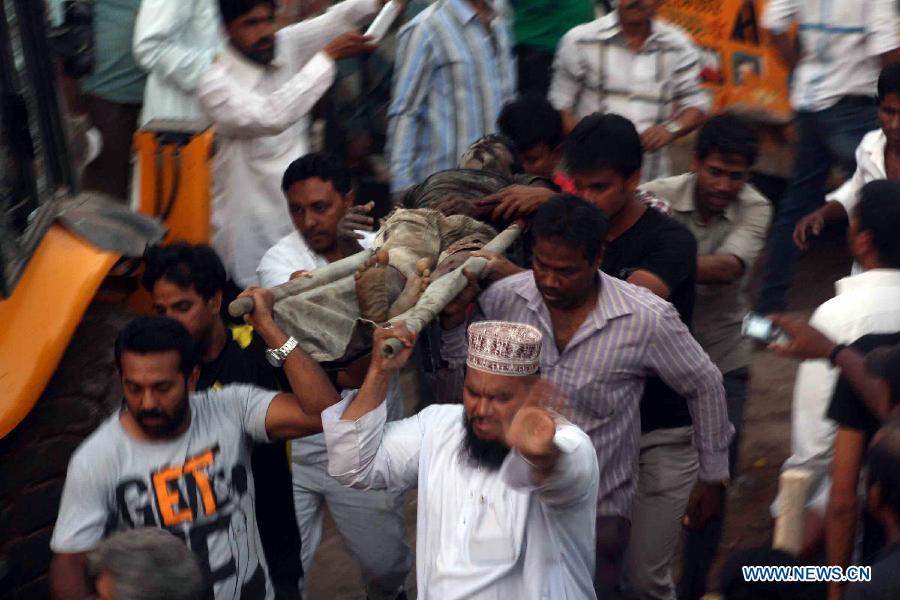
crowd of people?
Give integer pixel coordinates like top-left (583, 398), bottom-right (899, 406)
top-left (42, 0), bottom-right (900, 599)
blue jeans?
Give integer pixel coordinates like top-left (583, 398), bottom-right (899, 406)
top-left (677, 368), bottom-right (749, 600)
top-left (755, 97), bottom-right (878, 314)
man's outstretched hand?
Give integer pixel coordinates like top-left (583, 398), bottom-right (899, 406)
top-left (767, 314), bottom-right (835, 360)
top-left (479, 185), bottom-right (554, 222)
top-left (793, 210), bottom-right (826, 251)
top-left (339, 201), bottom-right (376, 240)
top-left (324, 32), bottom-right (378, 61)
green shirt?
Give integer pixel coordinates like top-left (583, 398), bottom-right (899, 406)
top-left (51, 0), bottom-right (146, 104)
top-left (511, 0), bottom-right (595, 53)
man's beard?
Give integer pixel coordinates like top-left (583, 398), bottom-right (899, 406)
top-left (462, 412), bottom-right (509, 471)
top-left (133, 390), bottom-right (190, 437)
top-left (242, 37), bottom-right (276, 65)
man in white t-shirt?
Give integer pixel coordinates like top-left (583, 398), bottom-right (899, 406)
top-left (49, 289), bottom-right (339, 600)
top-left (257, 153), bottom-right (413, 599)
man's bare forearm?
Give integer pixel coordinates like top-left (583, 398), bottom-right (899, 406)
top-left (50, 553), bottom-right (91, 600)
top-left (825, 496), bottom-right (857, 600)
top-left (696, 255), bottom-right (744, 284)
top-left (671, 107), bottom-right (705, 138)
top-left (820, 200), bottom-right (849, 224)
top-left (825, 501), bottom-right (857, 588)
top-left (255, 321), bottom-right (340, 414)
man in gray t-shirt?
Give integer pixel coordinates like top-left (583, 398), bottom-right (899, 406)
top-left (50, 288), bottom-right (338, 600)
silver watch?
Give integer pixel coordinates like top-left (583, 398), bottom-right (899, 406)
top-left (664, 120), bottom-right (682, 136)
top-left (265, 336), bottom-right (298, 367)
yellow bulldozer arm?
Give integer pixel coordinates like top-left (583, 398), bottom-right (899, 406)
top-left (0, 225), bottom-right (120, 438)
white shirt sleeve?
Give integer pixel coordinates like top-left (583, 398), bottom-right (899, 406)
top-left (257, 246), bottom-right (296, 288)
top-left (761, 0), bottom-right (798, 34)
top-left (500, 424), bottom-right (599, 509)
top-left (133, 0), bottom-right (220, 94)
top-left (50, 449), bottom-right (111, 553)
top-left (865, 0), bottom-right (900, 57)
top-left (671, 36), bottom-right (710, 114)
top-left (323, 393), bottom-right (425, 492)
top-left (277, 0), bottom-right (380, 66)
top-left (198, 53), bottom-right (336, 138)
top-left (548, 29), bottom-right (584, 113)
top-left (827, 163), bottom-right (866, 218)
top-left (257, 235), bottom-right (311, 288)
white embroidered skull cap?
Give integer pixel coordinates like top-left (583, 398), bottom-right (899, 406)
top-left (466, 320), bottom-right (542, 376)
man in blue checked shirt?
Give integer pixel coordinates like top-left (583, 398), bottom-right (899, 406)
top-left (386, 0), bottom-right (517, 200)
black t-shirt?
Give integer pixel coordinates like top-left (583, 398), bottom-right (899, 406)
top-left (602, 207), bottom-right (699, 432)
top-left (197, 325), bottom-right (303, 588)
top-left (827, 332), bottom-right (900, 442)
top-left (827, 332), bottom-right (900, 564)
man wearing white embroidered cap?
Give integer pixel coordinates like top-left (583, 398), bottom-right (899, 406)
top-left (323, 320), bottom-right (600, 599)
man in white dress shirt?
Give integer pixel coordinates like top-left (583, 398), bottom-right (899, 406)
top-left (133, 0), bottom-right (224, 126)
top-left (257, 153), bottom-right (376, 288)
top-left (257, 153), bottom-right (413, 600)
top-left (324, 320), bottom-right (600, 599)
top-left (198, 0), bottom-right (383, 288)
top-left (776, 181), bottom-right (900, 556)
top-left (792, 64), bottom-right (900, 253)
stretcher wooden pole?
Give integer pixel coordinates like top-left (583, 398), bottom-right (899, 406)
top-left (772, 468), bottom-right (813, 556)
top-left (380, 223), bottom-right (522, 357)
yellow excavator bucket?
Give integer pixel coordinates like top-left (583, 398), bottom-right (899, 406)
top-left (0, 225), bottom-right (120, 438)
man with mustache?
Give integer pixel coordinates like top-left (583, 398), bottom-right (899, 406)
top-left (323, 318), bottom-right (600, 598)
top-left (639, 114), bottom-right (772, 600)
top-left (50, 289), bottom-right (341, 600)
top-left (257, 153), bottom-right (413, 600)
top-left (142, 243), bottom-right (305, 598)
top-left (438, 194), bottom-right (732, 598)
top-left (197, 0), bottom-right (387, 290)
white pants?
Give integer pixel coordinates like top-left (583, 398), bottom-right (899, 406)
top-left (623, 426), bottom-right (698, 600)
top-left (293, 380), bottom-right (411, 599)
top-left (292, 448), bottom-right (412, 599)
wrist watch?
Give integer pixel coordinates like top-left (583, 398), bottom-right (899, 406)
top-left (664, 120), bottom-right (682, 136)
top-left (266, 336), bottom-right (299, 367)
top-left (829, 343), bottom-right (848, 365)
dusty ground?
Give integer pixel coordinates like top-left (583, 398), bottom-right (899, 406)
top-left (305, 225), bottom-right (853, 599)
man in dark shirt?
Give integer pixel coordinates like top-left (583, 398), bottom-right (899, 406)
top-left (564, 113), bottom-right (720, 600)
top-left (490, 112), bottom-right (727, 599)
top-left (847, 417), bottom-right (900, 600)
top-left (142, 243), bottom-right (302, 600)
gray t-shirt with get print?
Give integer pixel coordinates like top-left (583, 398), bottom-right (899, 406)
top-left (51, 384), bottom-right (277, 600)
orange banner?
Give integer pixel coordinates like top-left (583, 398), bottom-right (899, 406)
top-left (660, 0), bottom-right (793, 122)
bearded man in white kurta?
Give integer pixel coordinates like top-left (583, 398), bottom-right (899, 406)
top-left (323, 320), bottom-right (599, 599)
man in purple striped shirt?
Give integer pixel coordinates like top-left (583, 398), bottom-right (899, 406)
top-left (439, 195), bottom-right (732, 597)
